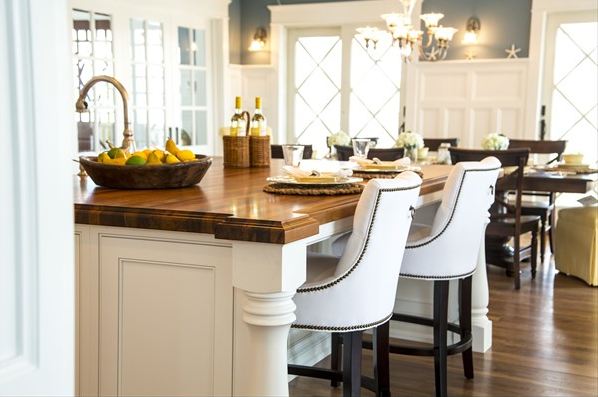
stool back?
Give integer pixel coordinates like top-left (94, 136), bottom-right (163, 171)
top-left (334, 145), bottom-right (405, 161)
top-left (423, 137), bottom-right (459, 151)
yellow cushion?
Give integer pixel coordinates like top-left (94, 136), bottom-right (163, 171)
top-left (554, 206), bottom-right (598, 286)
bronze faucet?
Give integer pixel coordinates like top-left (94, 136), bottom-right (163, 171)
top-left (75, 75), bottom-right (135, 151)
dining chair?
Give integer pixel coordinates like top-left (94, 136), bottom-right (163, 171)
top-left (423, 137), bottom-right (460, 151)
top-left (450, 148), bottom-right (540, 289)
top-left (334, 145), bottom-right (405, 161)
top-left (507, 139), bottom-right (567, 261)
top-left (331, 157), bottom-right (501, 397)
top-left (289, 172), bottom-right (422, 397)
top-left (270, 144), bottom-right (313, 159)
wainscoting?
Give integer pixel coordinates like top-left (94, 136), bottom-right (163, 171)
top-left (405, 59), bottom-right (532, 147)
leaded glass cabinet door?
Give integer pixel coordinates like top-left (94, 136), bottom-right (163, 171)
top-left (175, 26), bottom-right (209, 152)
top-left (543, 11), bottom-right (597, 163)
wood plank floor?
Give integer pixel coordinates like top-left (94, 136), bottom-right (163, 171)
top-left (289, 255), bottom-right (598, 396)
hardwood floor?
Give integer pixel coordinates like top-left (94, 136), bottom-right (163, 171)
top-left (289, 255), bottom-right (598, 396)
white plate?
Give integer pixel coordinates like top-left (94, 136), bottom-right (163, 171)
top-left (267, 176), bottom-right (363, 185)
top-left (353, 165), bottom-right (421, 173)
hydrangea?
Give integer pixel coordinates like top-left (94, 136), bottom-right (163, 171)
top-left (481, 133), bottom-right (509, 150)
top-left (327, 130), bottom-right (351, 147)
top-left (395, 131), bottom-right (424, 149)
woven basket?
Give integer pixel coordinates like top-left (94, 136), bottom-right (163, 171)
top-left (223, 135), bottom-right (250, 168)
top-left (250, 135), bottom-right (271, 167)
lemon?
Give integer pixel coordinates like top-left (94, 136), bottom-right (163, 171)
top-left (143, 148), bottom-right (152, 157)
top-left (165, 138), bottom-right (179, 155)
top-left (104, 157), bottom-right (126, 166)
top-left (132, 151), bottom-right (148, 160)
top-left (176, 149), bottom-right (195, 162)
top-left (98, 152), bottom-right (110, 163)
top-left (107, 147), bottom-right (120, 159)
top-left (152, 149), bottom-right (166, 162)
top-left (165, 153), bottom-right (181, 164)
top-left (112, 148), bottom-right (128, 159)
top-left (146, 152), bottom-right (162, 166)
top-left (125, 155), bottom-right (147, 166)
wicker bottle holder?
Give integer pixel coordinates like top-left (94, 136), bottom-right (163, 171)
top-left (250, 135), bottom-right (271, 167)
top-left (223, 135), bottom-right (250, 168)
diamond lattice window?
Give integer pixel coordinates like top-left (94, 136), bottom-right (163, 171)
top-left (293, 36), bottom-right (342, 154)
top-left (550, 22), bottom-right (597, 162)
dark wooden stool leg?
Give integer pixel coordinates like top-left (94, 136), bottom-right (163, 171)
top-left (343, 331), bottom-right (363, 397)
top-left (433, 280), bottom-right (449, 397)
top-left (531, 229), bottom-right (538, 279)
top-left (514, 235), bottom-right (521, 290)
top-left (331, 333), bottom-right (343, 387)
top-left (548, 209), bottom-right (555, 254)
top-left (540, 215), bottom-right (546, 263)
top-left (373, 321), bottom-right (391, 397)
top-left (459, 276), bottom-right (474, 379)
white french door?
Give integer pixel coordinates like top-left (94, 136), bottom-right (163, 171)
top-left (287, 25), bottom-right (402, 156)
top-left (542, 11), bottom-right (597, 162)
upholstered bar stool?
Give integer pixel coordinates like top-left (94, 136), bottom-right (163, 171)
top-left (288, 172), bottom-right (422, 397)
top-left (332, 157), bottom-right (501, 397)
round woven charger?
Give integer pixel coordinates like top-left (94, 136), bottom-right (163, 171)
top-left (352, 169), bottom-right (424, 180)
top-left (264, 183), bottom-right (364, 196)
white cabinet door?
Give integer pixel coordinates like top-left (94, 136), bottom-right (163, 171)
top-left (98, 235), bottom-right (232, 396)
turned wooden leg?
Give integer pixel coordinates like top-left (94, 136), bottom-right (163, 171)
top-left (540, 215), bottom-right (546, 263)
top-left (373, 321), bottom-right (391, 397)
top-left (330, 333), bottom-right (343, 387)
top-left (343, 331), bottom-right (363, 397)
top-left (514, 235), bottom-right (521, 290)
top-left (531, 229), bottom-right (538, 279)
top-left (459, 277), bottom-right (474, 379)
top-left (433, 280), bottom-right (449, 397)
top-left (548, 210), bottom-right (555, 254)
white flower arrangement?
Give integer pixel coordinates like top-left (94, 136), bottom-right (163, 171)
top-left (395, 131), bottom-right (424, 149)
top-left (327, 130), bottom-right (351, 147)
top-left (481, 133), bottom-right (510, 150)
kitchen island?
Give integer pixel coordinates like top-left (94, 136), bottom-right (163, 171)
top-left (74, 158), bottom-right (491, 396)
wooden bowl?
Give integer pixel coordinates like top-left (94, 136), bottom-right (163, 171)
top-left (79, 154), bottom-right (212, 189)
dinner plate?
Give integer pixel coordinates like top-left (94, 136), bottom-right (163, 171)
top-left (267, 176), bottom-right (363, 185)
top-left (354, 165), bottom-right (422, 173)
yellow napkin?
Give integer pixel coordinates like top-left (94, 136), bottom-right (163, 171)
top-left (349, 156), bottom-right (411, 169)
top-left (283, 166), bottom-right (352, 182)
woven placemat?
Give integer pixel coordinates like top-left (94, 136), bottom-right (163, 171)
top-left (264, 183), bottom-right (364, 196)
top-left (352, 169), bottom-right (424, 180)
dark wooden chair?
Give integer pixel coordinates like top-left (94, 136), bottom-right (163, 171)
top-left (450, 148), bottom-right (540, 289)
top-left (423, 137), bottom-right (459, 151)
top-left (334, 145), bottom-right (405, 161)
top-left (270, 144), bottom-right (313, 160)
top-left (507, 139), bottom-right (567, 262)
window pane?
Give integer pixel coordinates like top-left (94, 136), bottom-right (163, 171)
top-left (134, 109), bottom-right (147, 148)
top-left (194, 69), bottom-right (206, 106)
top-left (195, 110), bottom-right (207, 145)
top-left (181, 110), bottom-right (193, 144)
top-left (193, 29), bottom-right (206, 66)
top-left (292, 34), bottom-right (341, 155)
top-left (148, 110), bottom-right (165, 147)
top-left (349, 34), bottom-right (400, 142)
top-left (178, 27), bottom-right (191, 65)
top-left (180, 70), bottom-right (192, 106)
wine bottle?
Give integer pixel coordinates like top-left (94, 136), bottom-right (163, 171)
top-left (250, 97), bottom-right (267, 136)
top-left (230, 96), bottom-right (247, 136)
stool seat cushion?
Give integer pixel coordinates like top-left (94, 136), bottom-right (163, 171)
top-left (555, 206), bottom-right (597, 286)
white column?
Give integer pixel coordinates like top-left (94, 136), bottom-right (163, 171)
top-left (231, 240), bottom-right (307, 397)
top-left (471, 233), bottom-right (492, 352)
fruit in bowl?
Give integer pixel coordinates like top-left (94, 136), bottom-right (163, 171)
top-left (79, 138), bottom-right (212, 189)
top-left (96, 139), bottom-right (197, 166)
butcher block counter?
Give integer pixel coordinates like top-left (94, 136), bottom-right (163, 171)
top-left (75, 159), bottom-right (487, 397)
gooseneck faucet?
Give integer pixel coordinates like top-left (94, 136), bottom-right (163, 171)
top-left (75, 75), bottom-right (134, 151)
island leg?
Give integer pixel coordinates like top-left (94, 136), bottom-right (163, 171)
top-left (471, 236), bottom-right (492, 352)
top-left (231, 241), bottom-right (307, 397)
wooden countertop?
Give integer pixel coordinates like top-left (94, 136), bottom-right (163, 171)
top-left (74, 158), bottom-right (451, 244)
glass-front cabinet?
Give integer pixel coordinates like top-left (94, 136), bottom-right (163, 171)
top-left (71, 3), bottom-right (212, 154)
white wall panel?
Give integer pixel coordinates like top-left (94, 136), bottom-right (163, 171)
top-left (407, 59), bottom-right (530, 148)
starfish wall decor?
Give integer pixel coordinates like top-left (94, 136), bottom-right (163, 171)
top-left (505, 44), bottom-right (521, 59)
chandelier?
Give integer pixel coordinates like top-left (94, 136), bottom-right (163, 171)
top-left (356, 0), bottom-right (457, 62)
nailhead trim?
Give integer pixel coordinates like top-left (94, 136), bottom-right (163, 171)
top-left (297, 183), bottom-right (421, 294)
top-left (292, 312), bottom-right (393, 332)
top-left (401, 166), bottom-right (500, 279)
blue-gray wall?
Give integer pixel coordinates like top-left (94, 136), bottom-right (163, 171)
top-left (229, 0), bottom-right (532, 64)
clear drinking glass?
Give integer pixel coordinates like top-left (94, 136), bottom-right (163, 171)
top-left (352, 138), bottom-right (371, 159)
top-left (282, 144), bottom-right (304, 167)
